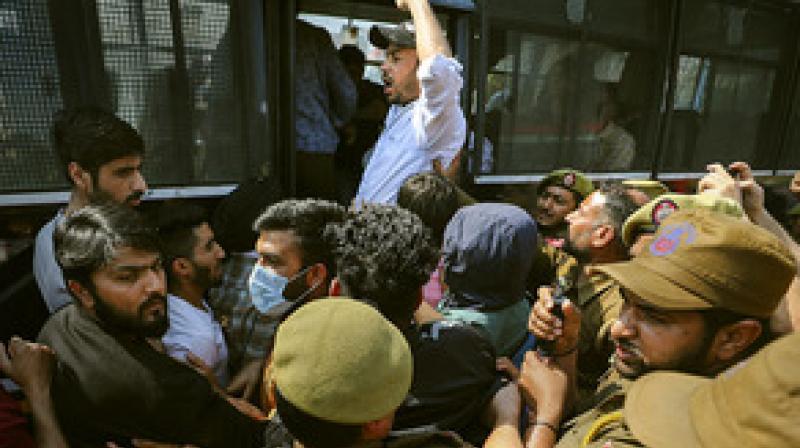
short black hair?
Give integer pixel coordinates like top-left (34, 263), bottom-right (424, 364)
top-left (153, 200), bottom-right (208, 282)
top-left (397, 172), bottom-right (460, 246)
top-left (275, 388), bottom-right (362, 448)
top-left (325, 205), bottom-right (438, 326)
top-left (55, 202), bottom-right (160, 290)
top-left (253, 199), bottom-right (346, 270)
top-left (212, 177), bottom-right (283, 253)
top-left (53, 107), bottom-right (144, 183)
top-left (596, 182), bottom-right (639, 249)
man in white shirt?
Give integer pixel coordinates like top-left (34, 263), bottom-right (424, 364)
top-left (155, 202), bottom-right (229, 386)
top-left (34, 108), bottom-right (148, 313)
top-left (355, 0), bottom-right (466, 205)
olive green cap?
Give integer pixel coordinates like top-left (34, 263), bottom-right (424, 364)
top-left (537, 168), bottom-right (594, 200)
top-left (272, 298), bottom-right (413, 424)
top-left (595, 208), bottom-right (794, 318)
top-left (621, 193), bottom-right (744, 246)
top-left (788, 203), bottom-right (800, 217)
top-left (625, 332), bottom-right (800, 447)
top-left (621, 179), bottom-right (669, 200)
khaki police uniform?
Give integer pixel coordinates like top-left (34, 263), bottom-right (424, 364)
top-left (556, 371), bottom-right (643, 448)
top-left (572, 272), bottom-right (623, 410)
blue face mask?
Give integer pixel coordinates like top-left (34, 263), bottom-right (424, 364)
top-left (248, 264), bottom-right (313, 314)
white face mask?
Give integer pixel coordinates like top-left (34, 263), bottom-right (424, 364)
top-left (248, 265), bottom-right (316, 314)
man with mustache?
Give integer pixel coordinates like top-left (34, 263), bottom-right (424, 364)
top-left (155, 201), bottom-right (229, 386)
top-left (34, 107), bottom-right (148, 313)
top-left (37, 203), bottom-right (267, 447)
top-left (354, 0), bottom-right (466, 206)
top-left (487, 208), bottom-right (796, 447)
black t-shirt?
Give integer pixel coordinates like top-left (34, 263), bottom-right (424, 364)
top-left (394, 321), bottom-right (500, 441)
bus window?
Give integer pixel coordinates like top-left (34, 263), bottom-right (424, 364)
top-left (661, 1), bottom-right (789, 172)
top-left (97, 0), bottom-right (242, 185)
top-left (477, 0), bottom-right (664, 176)
top-left (0, 0), bottom-right (66, 192)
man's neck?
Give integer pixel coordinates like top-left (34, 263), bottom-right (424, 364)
top-left (65, 189), bottom-right (89, 215)
top-left (171, 283), bottom-right (206, 310)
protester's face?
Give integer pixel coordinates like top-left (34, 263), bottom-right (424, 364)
top-left (610, 289), bottom-right (710, 379)
top-left (629, 232), bottom-right (656, 257)
top-left (91, 155), bottom-right (147, 206)
top-left (564, 192), bottom-right (607, 260)
top-left (381, 45), bottom-right (419, 104)
top-left (88, 246), bottom-right (168, 338)
top-left (188, 223), bottom-right (226, 290)
top-left (255, 229), bottom-right (315, 300)
top-left (534, 185), bottom-right (577, 227)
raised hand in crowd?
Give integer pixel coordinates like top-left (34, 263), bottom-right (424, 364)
top-left (0, 337), bottom-right (68, 448)
top-left (700, 162), bottom-right (800, 333)
top-left (483, 382), bottom-right (524, 448)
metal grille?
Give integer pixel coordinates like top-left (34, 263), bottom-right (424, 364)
top-left (0, 0), bottom-right (66, 192)
top-left (181, 1), bottom-right (245, 183)
top-left (98, 0), bottom-right (241, 185)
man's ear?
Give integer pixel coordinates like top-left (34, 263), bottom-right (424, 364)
top-left (67, 279), bottom-right (94, 309)
top-left (591, 224), bottom-right (615, 248)
top-left (361, 413), bottom-right (394, 441)
top-left (709, 319), bottom-right (763, 365)
top-left (329, 277), bottom-right (342, 297)
top-left (68, 162), bottom-right (92, 192)
top-left (306, 263), bottom-right (328, 289)
top-left (172, 257), bottom-right (193, 278)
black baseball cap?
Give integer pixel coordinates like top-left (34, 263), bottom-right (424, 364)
top-left (369, 22), bottom-right (416, 50)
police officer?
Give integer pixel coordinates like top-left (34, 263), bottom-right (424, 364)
top-left (487, 208), bottom-right (796, 448)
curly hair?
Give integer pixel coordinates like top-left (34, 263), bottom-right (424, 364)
top-left (325, 205), bottom-right (438, 326)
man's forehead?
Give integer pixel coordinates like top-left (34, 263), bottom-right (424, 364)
top-left (582, 191), bottom-right (608, 209)
top-left (386, 45), bottom-right (416, 57)
top-left (103, 246), bottom-right (160, 269)
top-left (103, 154), bottom-right (142, 169)
top-left (257, 229), bottom-right (300, 251)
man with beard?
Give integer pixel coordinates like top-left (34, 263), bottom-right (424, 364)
top-left (34, 107), bottom-right (148, 313)
top-left (354, 0), bottom-right (466, 206)
top-left (493, 209), bottom-right (796, 448)
top-left (37, 203), bottom-right (267, 448)
top-left (155, 201), bottom-right (229, 386)
top-left (534, 169), bottom-right (594, 247)
top-left (545, 183), bottom-right (637, 406)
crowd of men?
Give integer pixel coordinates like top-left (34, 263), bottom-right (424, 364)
top-left (2, 0), bottom-right (800, 447)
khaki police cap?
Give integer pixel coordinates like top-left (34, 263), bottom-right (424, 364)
top-left (621, 193), bottom-right (744, 246)
top-left (625, 332), bottom-right (800, 447)
top-left (621, 179), bottom-right (669, 200)
top-left (272, 298), bottom-right (413, 424)
top-left (595, 208), bottom-right (795, 318)
top-left (538, 168), bottom-right (594, 200)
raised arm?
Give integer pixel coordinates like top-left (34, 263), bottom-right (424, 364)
top-left (398, 0), bottom-right (451, 60)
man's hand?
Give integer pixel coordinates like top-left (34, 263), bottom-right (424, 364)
top-left (730, 161), bottom-right (766, 219)
top-left (518, 351), bottom-right (568, 425)
top-left (529, 287), bottom-right (581, 355)
top-left (496, 357), bottom-right (520, 382)
top-left (698, 163), bottom-right (741, 204)
top-left (0, 337), bottom-right (55, 394)
top-left (226, 358), bottom-right (264, 401)
top-left (790, 171), bottom-right (800, 198)
top-left (487, 382), bottom-right (522, 426)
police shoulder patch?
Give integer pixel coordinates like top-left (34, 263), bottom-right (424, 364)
top-left (651, 198), bottom-right (679, 225)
